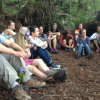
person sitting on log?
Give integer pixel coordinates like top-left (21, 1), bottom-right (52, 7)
top-left (75, 29), bottom-right (93, 59)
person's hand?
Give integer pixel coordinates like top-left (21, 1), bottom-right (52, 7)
top-left (14, 50), bottom-right (28, 60)
top-left (26, 44), bottom-right (31, 49)
top-left (33, 45), bottom-right (37, 51)
top-left (77, 43), bottom-right (80, 46)
top-left (24, 49), bottom-right (31, 59)
top-left (70, 45), bottom-right (74, 48)
top-left (39, 37), bottom-right (41, 39)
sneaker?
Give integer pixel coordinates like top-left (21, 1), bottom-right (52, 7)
top-left (47, 62), bottom-right (60, 69)
top-left (75, 51), bottom-right (80, 59)
top-left (88, 51), bottom-right (94, 59)
top-left (53, 48), bottom-right (59, 53)
top-left (65, 48), bottom-right (69, 52)
top-left (22, 78), bottom-right (46, 90)
top-left (50, 48), bottom-right (55, 53)
top-left (11, 85), bottom-right (31, 100)
top-left (96, 48), bottom-right (99, 52)
top-left (52, 62), bottom-right (61, 68)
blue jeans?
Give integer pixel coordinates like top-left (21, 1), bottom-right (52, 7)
top-left (29, 47), bottom-right (52, 64)
top-left (77, 44), bottom-right (91, 56)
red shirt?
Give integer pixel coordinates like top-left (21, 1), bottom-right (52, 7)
top-left (60, 34), bottom-right (74, 46)
top-left (75, 28), bottom-right (86, 32)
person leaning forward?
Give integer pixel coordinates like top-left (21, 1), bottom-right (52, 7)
top-left (0, 35), bottom-right (46, 100)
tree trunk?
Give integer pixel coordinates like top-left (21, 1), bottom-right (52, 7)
top-left (0, 0), bottom-right (2, 13)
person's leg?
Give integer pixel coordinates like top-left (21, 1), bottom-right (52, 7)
top-left (27, 65), bottom-right (47, 79)
top-left (85, 44), bottom-right (91, 56)
top-left (93, 39), bottom-right (99, 48)
top-left (31, 59), bottom-right (49, 74)
top-left (68, 39), bottom-right (72, 48)
top-left (37, 47), bottom-right (52, 64)
top-left (2, 53), bottom-right (32, 82)
top-left (29, 47), bottom-right (39, 59)
top-left (49, 40), bottom-right (52, 49)
top-left (53, 38), bottom-right (56, 49)
top-left (75, 34), bottom-right (79, 41)
top-left (77, 44), bottom-right (83, 56)
top-left (0, 53), bottom-right (19, 89)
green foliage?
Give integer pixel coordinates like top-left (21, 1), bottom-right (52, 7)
top-left (55, 0), bottom-right (100, 28)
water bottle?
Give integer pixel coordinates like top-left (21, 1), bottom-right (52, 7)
top-left (73, 48), bottom-right (75, 52)
top-left (82, 47), bottom-right (85, 56)
top-left (18, 68), bottom-right (25, 84)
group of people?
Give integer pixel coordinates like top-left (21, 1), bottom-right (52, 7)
top-left (0, 21), bottom-right (99, 100)
top-left (0, 21), bottom-right (67, 100)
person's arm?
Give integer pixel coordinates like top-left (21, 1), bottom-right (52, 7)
top-left (75, 30), bottom-right (79, 35)
top-left (0, 43), bottom-right (27, 59)
top-left (76, 37), bottom-right (80, 47)
top-left (90, 33), bottom-right (98, 40)
top-left (60, 35), bottom-right (66, 46)
top-left (50, 35), bottom-right (56, 40)
top-left (3, 39), bottom-right (23, 51)
top-left (87, 37), bottom-right (90, 47)
top-left (6, 29), bottom-right (16, 36)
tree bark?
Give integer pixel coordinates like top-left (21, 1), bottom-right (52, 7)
top-left (0, 0), bottom-right (2, 13)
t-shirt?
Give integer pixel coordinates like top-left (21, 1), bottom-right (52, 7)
top-left (76, 36), bottom-right (90, 47)
top-left (60, 34), bottom-right (74, 46)
top-left (75, 28), bottom-right (86, 32)
top-left (0, 35), bottom-right (6, 44)
top-left (51, 28), bottom-right (60, 32)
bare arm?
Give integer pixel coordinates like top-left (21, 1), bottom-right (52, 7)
top-left (50, 35), bottom-right (56, 40)
top-left (7, 29), bottom-right (16, 36)
top-left (3, 39), bottom-right (23, 51)
top-left (75, 30), bottom-right (79, 35)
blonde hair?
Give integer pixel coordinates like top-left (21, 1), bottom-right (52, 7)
top-left (14, 31), bottom-right (27, 50)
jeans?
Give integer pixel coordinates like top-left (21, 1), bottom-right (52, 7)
top-left (29, 47), bottom-right (52, 64)
top-left (77, 44), bottom-right (91, 56)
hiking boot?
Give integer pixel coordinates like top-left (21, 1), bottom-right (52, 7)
top-left (22, 78), bottom-right (46, 90)
top-left (47, 69), bottom-right (58, 77)
top-left (96, 48), bottom-right (99, 52)
top-left (88, 51), bottom-right (94, 59)
top-left (53, 48), bottom-right (59, 53)
top-left (11, 85), bottom-right (31, 100)
top-left (65, 48), bottom-right (69, 52)
top-left (75, 51), bottom-right (80, 59)
top-left (47, 62), bottom-right (60, 69)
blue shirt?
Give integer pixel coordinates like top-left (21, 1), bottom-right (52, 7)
top-left (0, 35), bottom-right (6, 44)
top-left (76, 36), bottom-right (90, 47)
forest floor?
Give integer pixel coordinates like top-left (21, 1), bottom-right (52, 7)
top-left (0, 43), bottom-right (100, 100)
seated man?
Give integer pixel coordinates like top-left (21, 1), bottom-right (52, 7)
top-left (60, 30), bottom-right (74, 52)
top-left (75, 29), bottom-right (93, 59)
top-left (51, 23), bottom-right (60, 45)
top-left (90, 25), bottom-right (100, 52)
top-left (74, 23), bottom-right (86, 42)
top-left (0, 35), bottom-right (46, 100)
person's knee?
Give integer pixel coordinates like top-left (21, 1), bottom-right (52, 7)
top-left (39, 59), bottom-right (43, 63)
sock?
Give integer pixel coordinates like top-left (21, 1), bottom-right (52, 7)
top-left (11, 81), bottom-right (19, 88)
top-left (24, 77), bottom-right (30, 83)
top-left (46, 70), bottom-right (50, 75)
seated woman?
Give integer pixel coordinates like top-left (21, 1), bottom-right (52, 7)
top-left (75, 29), bottom-right (93, 59)
top-left (22, 25), bottom-right (60, 69)
top-left (44, 28), bottom-right (59, 53)
top-left (1, 21), bottom-right (16, 42)
top-left (60, 30), bottom-right (74, 52)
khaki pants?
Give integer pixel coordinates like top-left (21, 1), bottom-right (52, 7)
top-left (0, 53), bottom-right (32, 89)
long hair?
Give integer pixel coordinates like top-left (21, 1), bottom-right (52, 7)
top-left (14, 31), bottom-right (27, 50)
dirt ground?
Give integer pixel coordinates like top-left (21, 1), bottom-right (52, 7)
top-left (0, 43), bottom-right (100, 100)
